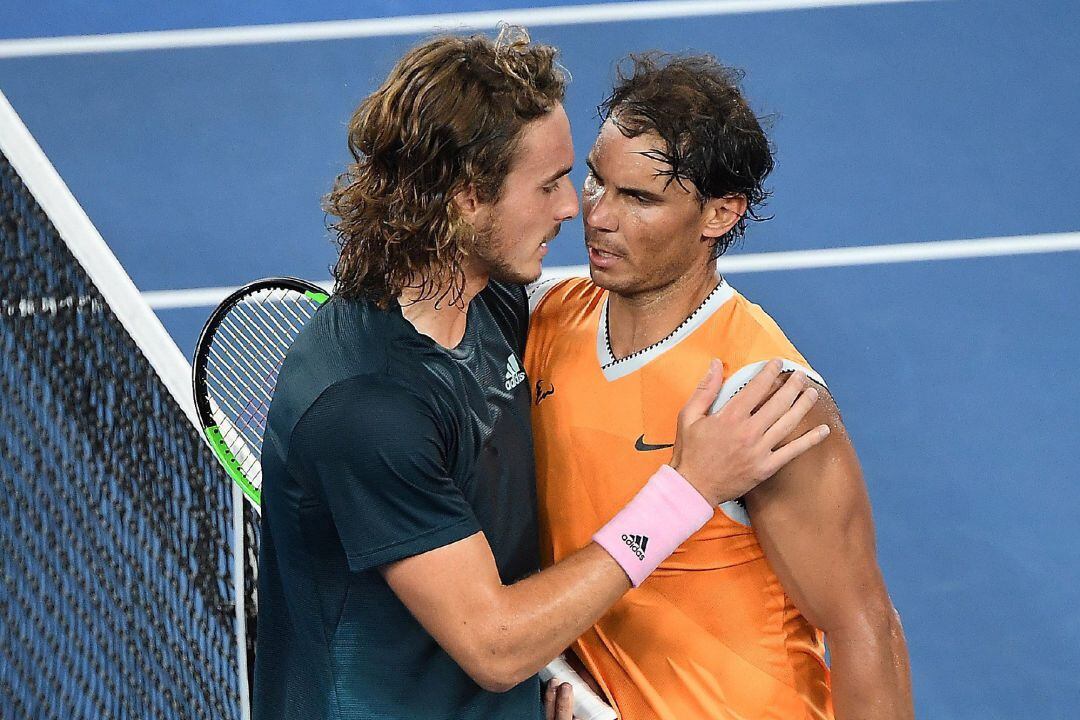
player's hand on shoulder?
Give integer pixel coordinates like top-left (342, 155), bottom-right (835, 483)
top-left (670, 358), bottom-right (830, 506)
top-left (544, 679), bottom-right (577, 720)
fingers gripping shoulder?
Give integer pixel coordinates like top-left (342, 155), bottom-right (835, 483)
top-left (709, 359), bottom-right (827, 415)
top-left (703, 359), bottom-right (828, 528)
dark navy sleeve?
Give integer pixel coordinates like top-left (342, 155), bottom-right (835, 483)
top-left (287, 376), bottom-right (481, 573)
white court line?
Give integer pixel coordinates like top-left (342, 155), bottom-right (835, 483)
top-left (143, 230), bottom-right (1080, 310)
top-left (0, 0), bottom-right (933, 58)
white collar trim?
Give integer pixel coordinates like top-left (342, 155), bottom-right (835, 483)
top-left (597, 278), bottom-right (736, 382)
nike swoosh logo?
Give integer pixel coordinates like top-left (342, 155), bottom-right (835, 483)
top-left (634, 435), bottom-right (674, 452)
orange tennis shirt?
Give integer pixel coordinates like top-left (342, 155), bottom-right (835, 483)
top-left (525, 276), bottom-right (834, 720)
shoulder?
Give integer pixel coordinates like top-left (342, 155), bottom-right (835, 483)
top-left (274, 299), bottom-right (393, 405)
top-left (527, 275), bottom-right (604, 320)
top-left (291, 295), bottom-right (396, 369)
top-left (266, 299), bottom-right (435, 458)
top-left (708, 284), bottom-right (827, 408)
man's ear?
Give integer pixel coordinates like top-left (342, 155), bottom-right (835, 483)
top-left (701, 195), bottom-right (748, 239)
top-left (452, 183), bottom-right (483, 223)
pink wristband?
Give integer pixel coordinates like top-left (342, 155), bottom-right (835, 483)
top-left (592, 465), bottom-right (714, 587)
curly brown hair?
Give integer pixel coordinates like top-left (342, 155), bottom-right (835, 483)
top-left (324, 27), bottom-right (566, 308)
top-left (599, 53), bottom-right (774, 258)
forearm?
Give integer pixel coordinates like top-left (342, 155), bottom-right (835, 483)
top-left (475, 543), bottom-right (629, 690)
top-left (483, 461), bottom-right (723, 685)
top-left (828, 609), bottom-right (913, 720)
top-left (386, 464), bottom-right (715, 692)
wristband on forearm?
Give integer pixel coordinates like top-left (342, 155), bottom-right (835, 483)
top-left (592, 465), bottom-right (714, 587)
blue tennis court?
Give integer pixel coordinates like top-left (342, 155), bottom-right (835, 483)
top-left (2, 1), bottom-right (1078, 716)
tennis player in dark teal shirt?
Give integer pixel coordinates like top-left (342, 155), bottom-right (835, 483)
top-left (254, 281), bottom-right (541, 719)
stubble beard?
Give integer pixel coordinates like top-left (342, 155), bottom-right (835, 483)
top-left (471, 219), bottom-right (543, 285)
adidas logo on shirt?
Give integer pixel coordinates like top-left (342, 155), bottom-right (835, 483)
top-left (504, 354), bottom-right (526, 391)
top-left (621, 533), bottom-right (649, 561)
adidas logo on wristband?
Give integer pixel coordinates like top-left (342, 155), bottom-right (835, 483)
top-left (594, 466), bottom-right (713, 587)
top-left (621, 533), bottom-right (649, 561)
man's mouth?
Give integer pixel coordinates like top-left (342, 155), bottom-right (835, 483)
top-left (587, 244), bottom-right (622, 268)
top-left (588, 245), bottom-right (619, 256)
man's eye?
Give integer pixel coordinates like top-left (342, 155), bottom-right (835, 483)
top-left (542, 183), bottom-right (558, 194)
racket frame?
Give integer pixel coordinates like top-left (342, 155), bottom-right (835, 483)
top-left (192, 276), bottom-right (328, 507)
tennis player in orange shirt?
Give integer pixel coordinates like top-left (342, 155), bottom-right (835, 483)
top-left (526, 54), bottom-right (914, 719)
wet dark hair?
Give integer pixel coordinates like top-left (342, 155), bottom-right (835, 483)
top-left (599, 52), bottom-right (774, 257)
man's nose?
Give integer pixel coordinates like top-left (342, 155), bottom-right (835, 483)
top-left (584, 188), bottom-right (616, 232)
top-left (557, 181), bottom-right (579, 222)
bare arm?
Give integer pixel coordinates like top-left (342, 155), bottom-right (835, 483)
top-left (383, 359), bottom-right (828, 693)
top-left (745, 388), bottom-right (913, 719)
top-left (383, 533), bottom-right (627, 692)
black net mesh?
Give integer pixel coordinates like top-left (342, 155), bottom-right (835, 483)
top-left (0, 150), bottom-right (254, 718)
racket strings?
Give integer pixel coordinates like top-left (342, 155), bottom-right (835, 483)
top-left (205, 345), bottom-right (274, 431)
top-left (210, 330), bottom-right (278, 400)
top-left (208, 339), bottom-right (271, 402)
top-left (240, 292), bottom-right (308, 342)
top-left (203, 288), bottom-right (324, 491)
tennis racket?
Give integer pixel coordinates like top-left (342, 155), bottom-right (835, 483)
top-left (192, 276), bottom-right (328, 507)
top-left (192, 276), bottom-right (618, 719)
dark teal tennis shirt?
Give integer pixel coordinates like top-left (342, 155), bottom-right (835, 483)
top-left (253, 282), bottom-right (542, 720)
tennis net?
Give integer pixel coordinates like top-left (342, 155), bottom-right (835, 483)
top-left (0, 90), bottom-right (253, 718)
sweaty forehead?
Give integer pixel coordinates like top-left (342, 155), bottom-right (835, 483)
top-left (590, 119), bottom-right (670, 183)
